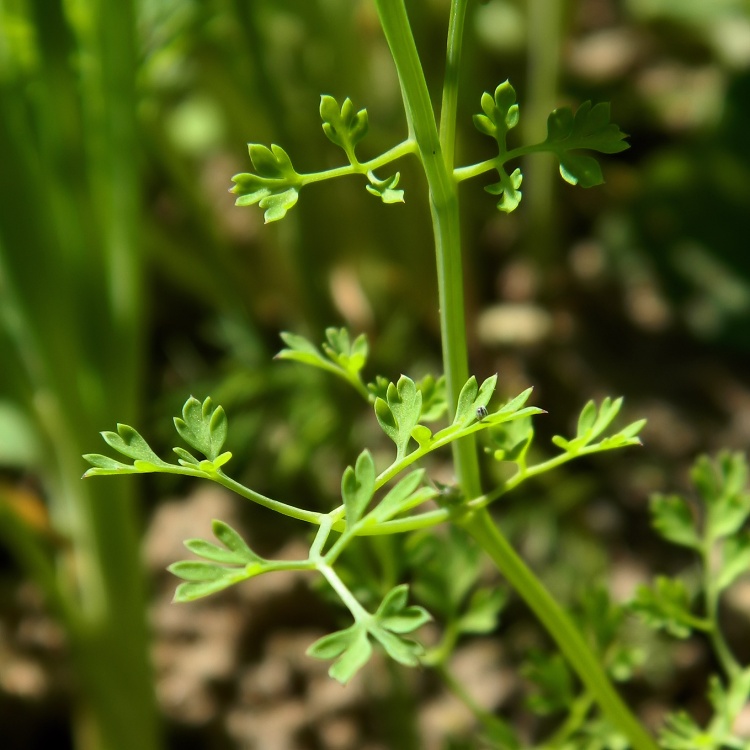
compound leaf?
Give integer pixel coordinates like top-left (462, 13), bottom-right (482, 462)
top-left (471, 81), bottom-right (526, 212)
top-left (473, 80), bottom-right (519, 147)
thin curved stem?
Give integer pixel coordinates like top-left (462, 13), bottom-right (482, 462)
top-left (301, 138), bottom-right (417, 184)
top-left (701, 540), bottom-right (742, 679)
top-left (215, 471), bottom-right (324, 525)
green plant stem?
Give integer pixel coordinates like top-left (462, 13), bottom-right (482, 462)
top-left (215, 471), bottom-right (324, 525)
top-left (318, 563), bottom-right (371, 622)
top-left (374, 0), bottom-right (481, 498)
top-left (701, 541), bottom-right (742, 679)
top-left (301, 139), bottom-right (417, 185)
top-left (341, 442), bottom-right (632, 536)
top-left (460, 508), bottom-right (658, 750)
top-left (453, 141), bottom-right (552, 183)
top-left (439, 0), bottom-right (469, 168)
top-left (543, 692), bottom-right (595, 748)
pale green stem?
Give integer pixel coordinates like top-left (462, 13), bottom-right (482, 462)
top-left (439, 0), bottom-right (469, 168)
top-left (215, 471), bottom-right (324, 525)
top-left (453, 141), bottom-right (552, 183)
top-left (460, 509), bottom-right (658, 750)
top-left (541, 692), bottom-right (595, 749)
top-left (701, 538), bottom-right (742, 679)
top-left (374, 0), bottom-right (481, 498)
top-left (299, 139), bottom-right (417, 184)
top-left (318, 563), bottom-right (371, 622)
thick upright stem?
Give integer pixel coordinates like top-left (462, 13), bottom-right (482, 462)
top-left (374, 0), bottom-right (481, 498)
top-left (461, 509), bottom-right (659, 750)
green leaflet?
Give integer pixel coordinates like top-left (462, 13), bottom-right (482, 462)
top-left (320, 95), bottom-right (369, 157)
top-left (473, 80), bottom-right (519, 148)
top-left (551, 397), bottom-right (645, 455)
top-left (375, 375), bottom-right (423, 459)
top-left (341, 450), bottom-right (376, 528)
top-left (544, 100), bottom-right (629, 187)
top-left (276, 328), bottom-right (370, 398)
top-left (173, 396), bottom-right (227, 461)
top-left (230, 143), bottom-right (301, 223)
top-left (365, 170), bottom-right (404, 204)
top-left (170, 520), bottom-right (267, 602)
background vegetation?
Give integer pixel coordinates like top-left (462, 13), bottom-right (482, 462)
top-left (1, 0), bottom-right (750, 748)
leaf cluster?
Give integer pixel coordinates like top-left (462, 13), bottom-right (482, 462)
top-left (473, 80), bottom-right (523, 212)
top-left (632, 452), bottom-right (750, 749)
top-left (230, 94), bottom-right (406, 222)
top-left (471, 81), bottom-right (629, 213)
top-left (169, 520), bottom-right (267, 601)
top-left (551, 398), bottom-right (645, 456)
top-left (276, 327), bottom-right (370, 399)
top-left (519, 589), bottom-right (641, 748)
top-left (307, 584), bottom-right (431, 684)
top-left (82, 328), bottom-right (648, 694)
top-left (230, 143), bottom-right (301, 223)
top-left (543, 101), bottom-right (629, 187)
top-left (407, 527), bottom-right (508, 660)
